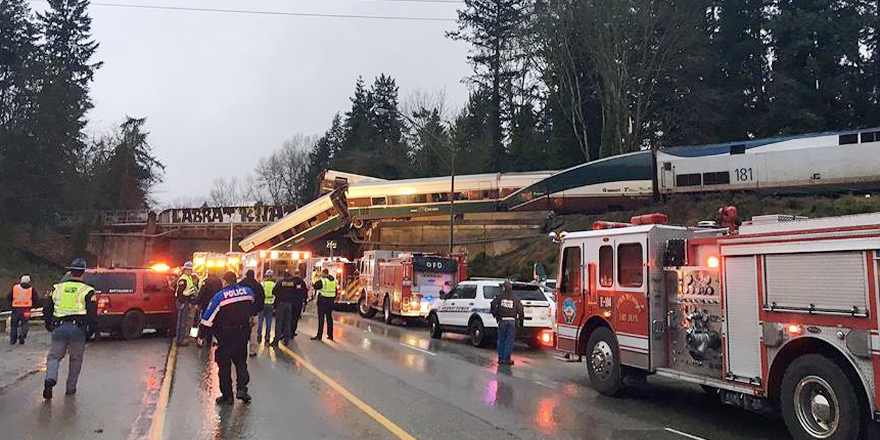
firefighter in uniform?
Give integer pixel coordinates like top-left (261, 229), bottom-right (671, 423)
top-left (312, 269), bottom-right (337, 341)
top-left (490, 281), bottom-right (524, 366)
top-left (43, 258), bottom-right (97, 399)
top-left (257, 270), bottom-right (276, 344)
top-left (8, 275), bottom-right (40, 345)
top-left (175, 261), bottom-right (197, 346)
top-left (200, 271), bottom-right (254, 404)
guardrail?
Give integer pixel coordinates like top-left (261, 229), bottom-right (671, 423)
top-left (0, 308), bottom-right (44, 333)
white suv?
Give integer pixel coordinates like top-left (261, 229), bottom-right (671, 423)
top-left (427, 280), bottom-right (554, 348)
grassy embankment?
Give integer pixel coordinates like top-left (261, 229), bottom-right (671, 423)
top-left (469, 192), bottom-right (880, 280)
top-left (0, 225), bottom-right (71, 311)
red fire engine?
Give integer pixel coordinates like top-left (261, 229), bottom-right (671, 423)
top-left (553, 212), bottom-right (880, 440)
top-left (357, 252), bottom-right (467, 325)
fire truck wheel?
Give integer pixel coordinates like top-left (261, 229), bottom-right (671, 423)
top-left (429, 313), bottom-right (443, 339)
top-left (781, 354), bottom-right (862, 440)
top-left (358, 293), bottom-right (376, 318)
top-left (383, 296), bottom-right (393, 324)
top-left (469, 318), bottom-right (487, 347)
top-left (586, 327), bottom-right (622, 396)
top-left (120, 311), bottom-right (145, 341)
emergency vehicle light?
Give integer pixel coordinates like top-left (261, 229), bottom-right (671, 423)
top-left (303, 252), bottom-right (311, 260)
top-left (150, 263), bottom-right (171, 272)
top-left (193, 257), bottom-right (206, 266)
top-left (271, 251), bottom-right (280, 259)
top-left (592, 221), bottom-right (631, 230)
top-left (787, 323), bottom-right (803, 336)
top-left (228, 257), bottom-right (239, 266)
top-left (707, 256), bottom-right (720, 268)
top-left (206, 260), bottom-right (216, 268)
top-left (260, 251), bottom-right (267, 259)
top-left (540, 330), bottom-right (553, 346)
top-left (291, 252), bottom-right (300, 260)
top-left (336, 267), bottom-right (344, 274)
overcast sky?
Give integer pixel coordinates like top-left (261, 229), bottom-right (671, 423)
top-left (43, 0), bottom-right (473, 204)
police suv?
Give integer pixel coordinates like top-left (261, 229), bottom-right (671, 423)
top-left (427, 280), bottom-right (554, 348)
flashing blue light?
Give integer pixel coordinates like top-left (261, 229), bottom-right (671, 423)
top-left (426, 296), bottom-right (435, 302)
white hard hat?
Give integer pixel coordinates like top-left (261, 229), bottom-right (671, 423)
top-left (265, 269), bottom-right (274, 276)
top-left (20, 275), bottom-right (31, 284)
top-left (183, 261), bottom-right (194, 270)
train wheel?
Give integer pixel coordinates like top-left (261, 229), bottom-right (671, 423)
top-left (781, 354), bottom-right (862, 440)
top-left (586, 327), bottom-right (622, 396)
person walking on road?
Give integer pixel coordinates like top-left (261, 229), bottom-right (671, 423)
top-left (8, 275), bottom-right (40, 345)
top-left (271, 270), bottom-right (308, 346)
top-left (490, 281), bottom-right (523, 366)
top-left (200, 271), bottom-right (255, 404)
top-left (175, 262), bottom-right (198, 347)
top-left (238, 270), bottom-right (265, 356)
top-left (196, 270), bottom-right (223, 354)
top-left (43, 258), bottom-right (97, 399)
top-left (257, 270), bottom-right (276, 344)
top-left (311, 269), bottom-right (337, 341)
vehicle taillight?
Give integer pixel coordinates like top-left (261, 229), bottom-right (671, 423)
top-left (97, 297), bottom-right (110, 313)
top-left (540, 330), bottom-right (554, 346)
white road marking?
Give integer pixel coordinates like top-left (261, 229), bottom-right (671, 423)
top-left (399, 343), bottom-right (437, 356)
top-left (665, 427), bottom-right (709, 440)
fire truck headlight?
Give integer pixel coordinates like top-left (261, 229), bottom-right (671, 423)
top-left (707, 256), bottom-right (720, 268)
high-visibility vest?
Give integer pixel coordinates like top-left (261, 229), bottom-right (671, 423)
top-left (52, 281), bottom-right (93, 318)
top-left (177, 274), bottom-right (196, 298)
top-left (262, 280), bottom-right (276, 304)
top-left (11, 284), bottom-right (33, 308)
top-left (319, 278), bottom-right (337, 298)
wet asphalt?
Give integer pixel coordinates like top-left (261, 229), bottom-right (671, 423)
top-left (0, 312), bottom-right (792, 440)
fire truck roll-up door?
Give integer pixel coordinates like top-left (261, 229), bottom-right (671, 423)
top-left (764, 251), bottom-right (868, 315)
top-left (723, 256), bottom-right (763, 384)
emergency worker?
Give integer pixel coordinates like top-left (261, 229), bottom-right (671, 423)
top-left (257, 269), bottom-right (276, 344)
top-left (175, 262), bottom-right (198, 346)
top-left (311, 269), bottom-right (337, 341)
top-left (8, 275), bottom-right (40, 345)
top-left (238, 270), bottom-right (265, 355)
top-left (490, 281), bottom-right (523, 366)
top-left (271, 270), bottom-right (308, 346)
top-left (200, 271), bottom-right (254, 404)
top-left (42, 258), bottom-right (97, 399)
top-left (196, 270), bottom-right (223, 354)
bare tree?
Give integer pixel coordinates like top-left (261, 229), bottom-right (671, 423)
top-left (256, 134), bottom-right (315, 206)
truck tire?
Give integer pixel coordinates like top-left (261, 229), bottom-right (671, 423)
top-left (358, 292), bottom-right (376, 318)
top-left (120, 311), bottom-right (145, 341)
top-left (383, 296), bottom-right (393, 324)
top-left (428, 313), bottom-right (443, 339)
top-left (586, 327), bottom-right (623, 396)
top-left (469, 318), bottom-right (487, 347)
top-left (781, 354), bottom-right (862, 440)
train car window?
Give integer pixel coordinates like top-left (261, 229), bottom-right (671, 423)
top-left (675, 173), bottom-right (702, 187)
top-left (431, 193), bottom-right (449, 202)
top-left (371, 196), bottom-right (387, 206)
top-left (409, 194), bottom-right (428, 204)
top-left (388, 196), bottom-right (405, 205)
top-left (702, 171), bottom-right (730, 185)
top-left (617, 243), bottom-right (644, 288)
top-left (599, 246), bottom-right (613, 288)
top-left (455, 192), bottom-right (469, 201)
top-left (729, 144), bottom-right (746, 155)
top-left (560, 246), bottom-right (581, 296)
top-left (839, 133), bottom-right (859, 145)
top-left (862, 132), bottom-right (879, 143)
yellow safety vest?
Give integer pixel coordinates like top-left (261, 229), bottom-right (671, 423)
top-left (262, 280), bottom-right (276, 305)
top-left (177, 274), bottom-right (196, 298)
top-left (319, 278), bottom-right (337, 298)
top-left (52, 281), bottom-right (93, 318)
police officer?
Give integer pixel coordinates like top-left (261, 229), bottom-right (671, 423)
top-left (7, 274), bottom-right (40, 345)
top-left (200, 271), bottom-right (255, 404)
top-left (175, 262), bottom-right (198, 346)
top-left (239, 270), bottom-right (265, 355)
top-left (43, 258), bottom-right (97, 399)
top-left (257, 270), bottom-right (276, 344)
top-left (271, 270), bottom-right (308, 346)
top-left (312, 269), bottom-right (337, 341)
top-left (196, 269), bottom-right (223, 354)
top-left (490, 281), bottom-right (523, 366)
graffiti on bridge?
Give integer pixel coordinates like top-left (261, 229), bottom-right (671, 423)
top-left (159, 206), bottom-right (297, 224)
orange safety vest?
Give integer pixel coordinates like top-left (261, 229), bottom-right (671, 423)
top-left (11, 284), bottom-right (33, 308)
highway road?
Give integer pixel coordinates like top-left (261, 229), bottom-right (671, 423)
top-left (0, 311), bottom-right (792, 440)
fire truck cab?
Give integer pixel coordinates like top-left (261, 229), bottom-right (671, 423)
top-left (554, 212), bottom-right (880, 440)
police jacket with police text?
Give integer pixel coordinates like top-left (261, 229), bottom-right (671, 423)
top-left (200, 284), bottom-right (255, 330)
top-left (490, 290), bottom-right (524, 321)
top-left (273, 277), bottom-right (308, 305)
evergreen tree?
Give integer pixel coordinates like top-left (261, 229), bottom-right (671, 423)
top-left (508, 102), bottom-right (544, 171)
top-left (34, 0), bottom-right (102, 210)
top-left (96, 117), bottom-right (164, 210)
top-left (451, 91), bottom-right (494, 175)
top-left (304, 114), bottom-right (344, 198)
top-left (410, 107), bottom-right (451, 177)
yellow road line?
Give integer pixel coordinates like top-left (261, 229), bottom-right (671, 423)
top-left (277, 344), bottom-right (418, 440)
top-left (149, 340), bottom-right (178, 440)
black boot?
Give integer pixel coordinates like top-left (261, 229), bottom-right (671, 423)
top-left (237, 389), bottom-right (252, 403)
top-left (215, 395), bottom-right (234, 405)
top-left (43, 379), bottom-right (56, 400)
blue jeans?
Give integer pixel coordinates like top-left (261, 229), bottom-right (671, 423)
top-left (257, 304), bottom-right (274, 342)
top-left (10, 309), bottom-right (28, 343)
top-left (46, 322), bottom-right (86, 391)
top-left (176, 301), bottom-right (192, 344)
top-left (496, 320), bottom-right (516, 362)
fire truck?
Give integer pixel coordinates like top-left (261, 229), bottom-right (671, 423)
top-left (552, 212), bottom-right (880, 440)
top-left (242, 250), bottom-right (313, 283)
top-left (357, 252), bottom-right (467, 324)
top-left (312, 257), bottom-right (358, 306)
